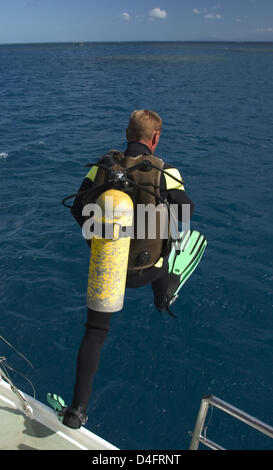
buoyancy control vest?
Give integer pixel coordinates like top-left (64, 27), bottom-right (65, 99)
top-left (88, 150), bottom-right (171, 271)
top-left (62, 150), bottom-right (186, 271)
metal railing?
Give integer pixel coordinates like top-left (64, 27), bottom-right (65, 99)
top-left (0, 365), bottom-right (33, 416)
top-left (189, 394), bottom-right (273, 450)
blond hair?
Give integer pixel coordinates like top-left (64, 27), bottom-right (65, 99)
top-left (126, 110), bottom-right (162, 142)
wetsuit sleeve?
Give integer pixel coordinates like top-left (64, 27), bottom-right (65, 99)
top-left (70, 166), bottom-right (98, 227)
top-left (160, 164), bottom-right (195, 220)
top-left (70, 178), bottom-right (93, 227)
top-left (167, 187), bottom-right (194, 220)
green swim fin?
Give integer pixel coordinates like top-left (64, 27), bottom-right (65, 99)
top-left (47, 393), bottom-right (67, 423)
top-left (167, 230), bottom-right (207, 304)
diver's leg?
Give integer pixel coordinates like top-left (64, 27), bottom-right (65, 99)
top-left (63, 308), bottom-right (112, 428)
top-left (151, 272), bottom-right (169, 311)
top-left (151, 265), bottom-right (180, 313)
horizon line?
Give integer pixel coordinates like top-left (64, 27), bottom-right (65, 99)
top-left (1, 39), bottom-right (273, 46)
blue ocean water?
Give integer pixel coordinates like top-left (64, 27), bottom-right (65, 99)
top-left (0, 41), bottom-right (273, 450)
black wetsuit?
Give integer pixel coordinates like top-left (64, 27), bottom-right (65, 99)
top-left (68, 142), bottom-right (194, 416)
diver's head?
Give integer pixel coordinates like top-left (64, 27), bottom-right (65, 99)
top-left (126, 110), bottom-right (162, 154)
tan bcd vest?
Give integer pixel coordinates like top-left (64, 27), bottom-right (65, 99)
top-left (91, 150), bottom-right (171, 271)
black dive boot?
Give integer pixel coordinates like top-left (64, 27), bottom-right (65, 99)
top-left (62, 406), bottom-right (88, 429)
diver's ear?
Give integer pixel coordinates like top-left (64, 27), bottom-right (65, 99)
top-left (152, 130), bottom-right (160, 149)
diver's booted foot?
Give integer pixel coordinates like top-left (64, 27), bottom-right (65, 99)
top-left (62, 407), bottom-right (88, 429)
top-left (47, 393), bottom-right (88, 429)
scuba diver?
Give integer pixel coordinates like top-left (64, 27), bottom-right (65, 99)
top-left (47, 110), bottom-right (206, 429)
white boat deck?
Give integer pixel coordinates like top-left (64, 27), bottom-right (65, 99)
top-left (0, 375), bottom-right (118, 450)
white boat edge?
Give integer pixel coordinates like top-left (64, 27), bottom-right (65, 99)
top-left (0, 373), bottom-right (119, 450)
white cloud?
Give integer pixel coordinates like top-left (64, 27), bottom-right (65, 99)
top-left (149, 8), bottom-right (167, 19)
top-left (194, 6), bottom-right (223, 19)
top-left (255, 27), bottom-right (273, 32)
top-left (212, 3), bottom-right (222, 9)
top-left (121, 12), bottom-right (130, 21)
top-left (205, 13), bottom-right (222, 20)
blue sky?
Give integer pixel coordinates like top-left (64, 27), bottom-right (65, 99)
top-left (1, 0), bottom-right (273, 43)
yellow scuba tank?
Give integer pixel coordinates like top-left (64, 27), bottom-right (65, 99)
top-left (86, 189), bottom-right (133, 312)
